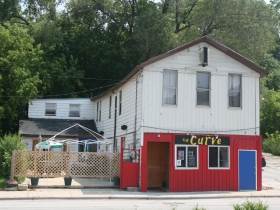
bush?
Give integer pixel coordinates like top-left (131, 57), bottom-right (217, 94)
top-left (263, 131), bottom-right (280, 155)
top-left (0, 134), bottom-right (26, 179)
top-left (233, 200), bottom-right (268, 210)
top-left (192, 205), bottom-right (206, 210)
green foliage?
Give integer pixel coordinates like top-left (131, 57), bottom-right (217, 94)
top-left (0, 134), bottom-right (26, 179)
top-left (260, 89), bottom-right (280, 136)
top-left (0, 23), bottom-right (43, 135)
top-left (263, 131), bottom-right (280, 155)
top-left (233, 200), bottom-right (268, 210)
top-left (192, 204), bottom-right (206, 210)
top-left (0, 177), bottom-right (6, 189)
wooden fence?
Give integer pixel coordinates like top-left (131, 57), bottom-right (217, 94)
top-left (11, 151), bottom-right (120, 179)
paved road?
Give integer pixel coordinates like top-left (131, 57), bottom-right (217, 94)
top-left (0, 198), bottom-right (279, 210)
top-left (262, 153), bottom-right (280, 189)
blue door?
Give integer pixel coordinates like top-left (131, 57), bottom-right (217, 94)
top-left (239, 150), bottom-right (256, 190)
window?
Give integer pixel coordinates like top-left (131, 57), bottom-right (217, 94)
top-left (96, 102), bottom-right (99, 121)
top-left (209, 146), bottom-right (229, 168)
top-left (69, 104), bottom-right (80, 117)
top-left (175, 145), bottom-right (198, 169)
top-left (197, 72), bottom-right (210, 106)
top-left (99, 101), bottom-right (101, 121)
top-left (109, 96), bottom-right (112, 119)
top-left (119, 91), bottom-right (122, 115)
top-left (163, 70), bottom-right (178, 105)
top-left (229, 74), bottom-right (241, 108)
top-left (45, 103), bottom-right (56, 116)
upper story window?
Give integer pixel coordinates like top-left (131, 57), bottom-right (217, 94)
top-left (119, 91), bottom-right (122, 115)
top-left (69, 104), bottom-right (80, 117)
top-left (163, 70), bottom-right (178, 106)
top-left (209, 146), bottom-right (229, 169)
top-left (96, 101), bottom-right (99, 121)
top-left (109, 96), bottom-right (112, 119)
top-left (229, 74), bottom-right (242, 108)
top-left (197, 72), bottom-right (210, 106)
top-left (45, 103), bottom-right (56, 116)
top-left (99, 101), bottom-right (101, 121)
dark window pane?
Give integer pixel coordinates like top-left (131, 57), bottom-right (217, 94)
top-left (219, 147), bottom-right (229, 167)
top-left (209, 147), bottom-right (218, 167)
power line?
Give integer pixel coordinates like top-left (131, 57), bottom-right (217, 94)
top-left (0, 83), bottom-right (118, 98)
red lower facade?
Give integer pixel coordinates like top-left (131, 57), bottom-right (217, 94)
top-left (121, 132), bottom-right (263, 192)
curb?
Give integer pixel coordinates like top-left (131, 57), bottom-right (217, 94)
top-left (1, 194), bottom-right (280, 200)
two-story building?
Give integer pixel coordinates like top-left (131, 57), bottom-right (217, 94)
top-left (19, 98), bottom-right (108, 152)
top-left (91, 36), bottom-right (268, 192)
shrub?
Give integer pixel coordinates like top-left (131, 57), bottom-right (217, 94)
top-left (263, 131), bottom-right (280, 155)
top-left (192, 205), bottom-right (206, 210)
top-left (0, 134), bottom-right (26, 179)
top-left (233, 200), bottom-right (268, 210)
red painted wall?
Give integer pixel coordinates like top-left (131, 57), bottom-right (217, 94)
top-left (141, 133), bottom-right (262, 192)
top-left (120, 138), bottom-right (140, 189)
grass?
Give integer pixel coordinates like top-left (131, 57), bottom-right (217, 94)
top-left (233, 200), bottom-right (269, 210)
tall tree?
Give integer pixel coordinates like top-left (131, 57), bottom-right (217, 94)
top-left (0, 23), bottom-right (43, 135)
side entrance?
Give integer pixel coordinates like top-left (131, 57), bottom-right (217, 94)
top-left (147, 142), bottom-right (170, 190)
top-left (239, 150), bottom-right (257, 190)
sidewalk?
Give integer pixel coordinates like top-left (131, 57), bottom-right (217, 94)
top-left (1, 178), bottom-right (280, 200)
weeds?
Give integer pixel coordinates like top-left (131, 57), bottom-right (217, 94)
top-left (233, 199), bottom-right (268, 210)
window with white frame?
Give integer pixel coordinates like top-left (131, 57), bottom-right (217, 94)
top-left (109, 96), bottom-right (112, 119)
top-left (96, 101), bottom-right (99, 121)
top-left (45, 103), bottom-right (56, 116)
top-left (197, 72), bottom-right (210, 106)
top-left (209, 146), bottom-right (229, 168)
top-left (99, 101), bottom-right (101, 121)
top-left (229, 74), bottom-right (241, 108)
top-left (69, 104), bottom-right (80, 117)
top-left (163, 70), bottom-right (178, 105)
top-left (175, 145), bottom-right (198, 169)
top-left (119, 91), bottom-right (122, 115)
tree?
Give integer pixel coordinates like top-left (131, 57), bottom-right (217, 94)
top-left (0, 0), bottom-right (65, 25)
top-left (260, 89), bottom-right (280, 136)
top-left (0, 23), bottom-right (43, 135)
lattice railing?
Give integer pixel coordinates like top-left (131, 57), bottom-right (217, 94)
top-left (12, 151), bottom-right (120, 178)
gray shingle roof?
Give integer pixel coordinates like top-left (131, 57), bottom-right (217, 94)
top-left (19, 118), bottom-right (98, 137)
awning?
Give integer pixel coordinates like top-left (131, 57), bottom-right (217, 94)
top-left (35, 141), bottom-right (63, 150)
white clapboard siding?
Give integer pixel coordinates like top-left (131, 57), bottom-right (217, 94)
top-left (141, 42), bottom-right (260, 135)
top-left (92, 41), bottom-right (262, 152)
top-left (94, 73), bottom-right (143, 151)
top-left (28, 98), bottom-right (94, 119)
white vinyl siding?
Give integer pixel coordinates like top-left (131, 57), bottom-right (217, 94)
top-left (197, 72), bottom-right (210, 106)
top-left (163, 70), bottom-right (178, 106)
top-left (141, 42), bottom-right (260, 135)
top-left (29, 99), bottom-right (94, 120)
top-left (229, 74), bottom-right (242, 108)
